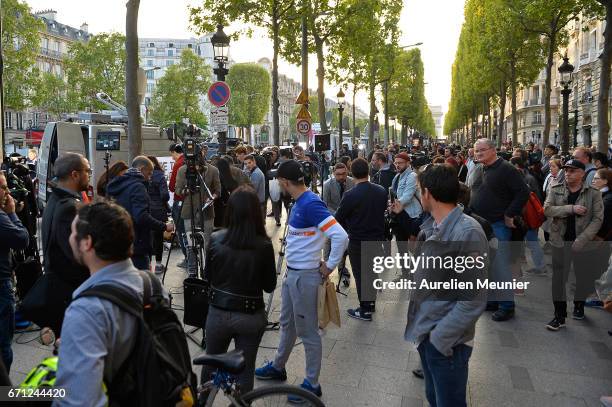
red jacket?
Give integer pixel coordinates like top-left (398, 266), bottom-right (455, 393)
top-left (169, 155), bottom-right (184, 201)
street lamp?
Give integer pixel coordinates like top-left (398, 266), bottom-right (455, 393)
top-left (211, 24), bottom-right (230, 153)
top-left (558, 53), bottom-right (574, 155)
top-left (337, 88), bottom-right (345, 155)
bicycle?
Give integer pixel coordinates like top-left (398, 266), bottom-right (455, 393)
top-left (194, 349), bottom-right (325, 406)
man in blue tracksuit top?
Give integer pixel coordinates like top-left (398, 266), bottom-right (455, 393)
top-left (255, 160), bottom-right (348, 402)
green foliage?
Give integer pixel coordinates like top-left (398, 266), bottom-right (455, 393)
top-left (149, 50), bottom-right (211, 128)
top-left (289, 95), bottom-right (341, 133)
top-left (63, 32), bottom-right (126, 111)
top-left (445, 0), bottom-right (545, 141)
top-left (1, 0), bottom-right (45, 110)
top-left (226, 63), bottom-right (271, 127)
top-left (386, 49), bottom-right (427, 130)
top-left (31, 72), bottom-right (70, 119)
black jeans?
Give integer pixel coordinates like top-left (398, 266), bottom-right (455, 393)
top-left (272, 198), bottom-right (291, 224)
top-left (347, 240), bottom-right (380, 313)
top-left (152, 228), bottom-right (164, 263)
top-left (551, 245), bottom-right (599, 318)
top-left (201, 306), bottom-right (267, 392)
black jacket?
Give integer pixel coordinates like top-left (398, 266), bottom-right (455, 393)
top-left (204, 230), bottom-right (276, 300)
top-left (40, 187), bottom-right (89, 287)
top-left (597, 190), bottom-right (612, 240)
top-left (335, 181), bottom-right (388, 241)
top-left (147, 169), bottom-right (170, 222)
top-left (107, 169), bottom-right (166, 256)
top-left (0, 211), bottom-right (29, 280)
top-left (371, 167), bottom-right (396, 192)
top-left (470, 158), bottom-right (530, 223)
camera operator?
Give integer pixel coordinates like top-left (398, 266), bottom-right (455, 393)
top-left (4, 155), bottom-right (38, 256)
top-left (0, 172), bottom-right (30, 373)
top-left (107, 156), bottom-right (174, 271)
top-left (175, 146), bottom-right (221, 274)
top-left (169, 143), bottom-right (188, 267)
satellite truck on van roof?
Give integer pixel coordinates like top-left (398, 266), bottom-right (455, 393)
top-left (36, 92), bottom-right (172, 209)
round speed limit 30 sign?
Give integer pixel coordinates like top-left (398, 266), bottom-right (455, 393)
top-left (297, 119), bottom-right (311, 135)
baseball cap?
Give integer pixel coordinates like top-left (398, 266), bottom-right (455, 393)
top-left (277, 160), bottom-right (305, 182)
top-left (562, 159), bottom-right (586, 170)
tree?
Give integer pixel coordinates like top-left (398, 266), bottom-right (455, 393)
top-left (190, 0), bottom-right (295, 146)
top-left (64, 32), bottom-right (126, 111)
top-left (149, 50), bottom-right (211, 128)
top-left (507, 0), bottom-right (583, 147)
top-left (386, 49), bottom-right (427, 141)
top-left (126, 0), bottom-right (141, 161)
top-left (1, 0), bottom-right (44, 111)
top-left (226, 63), bottom-right (271, 141)
top-left (31, 72), bottom-right (70, 120)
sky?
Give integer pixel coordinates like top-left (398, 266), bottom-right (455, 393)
top-left (25, 0), bottom-right (465, 120)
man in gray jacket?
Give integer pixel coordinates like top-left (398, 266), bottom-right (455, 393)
top-left (405, 164), bottom-right (488, 407)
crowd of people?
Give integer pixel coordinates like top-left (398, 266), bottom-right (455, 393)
top-left (0, 136), bottom-right (611, 406)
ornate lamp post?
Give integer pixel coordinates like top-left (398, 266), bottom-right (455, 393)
top-left (558, 54), bottom-right (574, 155)
top-left (211, 24), bottom-right (230, 153)
top-left (337, 88), bottom-right (345, 156)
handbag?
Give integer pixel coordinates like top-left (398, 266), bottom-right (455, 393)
top-left (18, 272), bottom-right (74, 331)
top-left (269, 178), bottom-right (281, 202)
top-left (14, 256), bottom-right (43, 300)
top-left (183, 277), bottom-right (209, 329)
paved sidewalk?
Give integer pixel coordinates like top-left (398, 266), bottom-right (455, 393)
top-left (9, 215), bottom-right (612, 406)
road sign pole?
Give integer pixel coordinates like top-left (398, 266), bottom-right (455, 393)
top-left (208, 81), bottom-right (232, 153)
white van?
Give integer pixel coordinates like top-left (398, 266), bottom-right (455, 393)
top-left (37, 121), bottom-right (172, 209)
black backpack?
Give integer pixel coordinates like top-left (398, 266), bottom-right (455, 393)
top-left (76, 270), bottom-right (196, 407)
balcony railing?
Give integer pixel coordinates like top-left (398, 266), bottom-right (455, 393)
top-left (40, 47), bottom-right (62, 59)
top-left (581, 93), bottom-right (594, 104)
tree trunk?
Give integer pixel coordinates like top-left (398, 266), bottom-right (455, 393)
top-left (368, 65), bottom-right (376, 149)
top-left (597, 1), bottom-right (612, 153)
top-left (543, 30), bottom-right (556, 148)
top-left (498, 80), bottom-right (507, 148)
top-left (271, 14), bottom-right (281, 146)
top-left (315, 36), bottom-right (327, 133)
top-left (401, 120), bottom-right (407, 145)
top-left (510, 59), bottom-right (518, 146)
top-left (125, 0), bottom-right (141, 163)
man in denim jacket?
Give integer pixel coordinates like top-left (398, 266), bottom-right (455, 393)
top-left (390, 152), bottom-right (423, 254)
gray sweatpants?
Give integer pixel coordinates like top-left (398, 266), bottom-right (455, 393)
top-left (273, 268), bottom-right (322, 385)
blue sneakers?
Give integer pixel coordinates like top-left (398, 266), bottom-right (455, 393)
top-left (288, 379), bottom-right (322, 404)
top-left (254, 361), bottom-right (287, 381)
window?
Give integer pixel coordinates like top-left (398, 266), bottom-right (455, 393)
top-left (534, 111), bottom-right (542, 124)
top-left (146, 83), bottom-right (155, 93)
top-left (42, 37), bottom-right (48, 49)
top-left (4, 111), bottom-right (12, 129)
top-left (145, 97), bottom-right (151, 106)
top-left (188, 44), bottom-right (193, 49)
top-left (16, 112), bottom-right (23, 130)
top-left (148, 42), bottom-right (155, 47)
top-left (169, 42), bottom-right (174, 48)
top-left (533, 87), bottom-right (540, 103)
top-left (168, 49), bottom-right (174, 57)
top-left (166, 60), bottom-right (174, 66)
top-left (146, 70), bottom-right (154, 79)
top-left (147, 49), bottom-right (154, 56)
top-left (590, 30), bottom-right (597, 52)
top-left (147, 59), bottom-right (153, 66)
top-left (586, 79), bottom-right (593, 96)
top-left (33, 112), bottom-right (39, 127)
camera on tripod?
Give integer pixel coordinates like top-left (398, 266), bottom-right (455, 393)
top-left (298, 160), bottom-right (314, 188)
top-left (2, 156), bottom-right (30, 203)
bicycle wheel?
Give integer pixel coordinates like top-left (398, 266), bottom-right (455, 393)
top-left (240, 384), bottom-right (325, 406)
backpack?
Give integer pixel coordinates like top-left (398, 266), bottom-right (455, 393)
top-left (75, 270), bottom-right (196, 407)
top-left (522, 191), bottom-right (546, 229)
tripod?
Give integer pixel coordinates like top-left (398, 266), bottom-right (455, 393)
top-left (162, 164), bottom-right (210, 349)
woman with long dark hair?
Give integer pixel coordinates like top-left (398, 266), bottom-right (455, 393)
top-left (147, 156), bottom-right (170, 274)
top-left (96, 161), bottom-right (128, 197)
top-left (214, 156), bottom-right (249, 227)
top-left (201, 186), bottom-right (276, 392)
